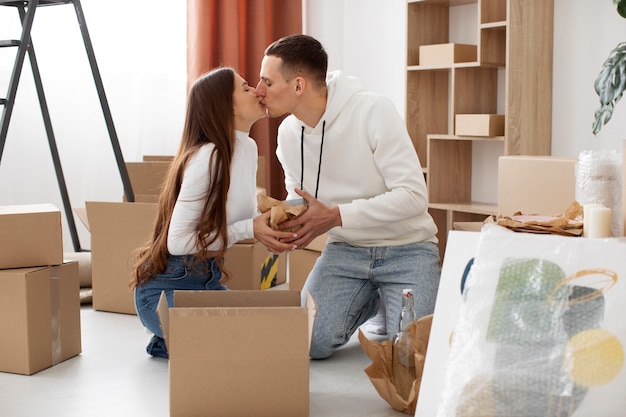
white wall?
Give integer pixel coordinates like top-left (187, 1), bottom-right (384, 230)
top-left (552, 0), bottom-right (626, 156)
top-left (1, 0), bottom-right (625, 250)
top-left (304, 0), bottom-right (406, 116)
top-left (0, 0), bottom-right (187, 251)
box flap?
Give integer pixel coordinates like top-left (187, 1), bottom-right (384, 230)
top-left (143, 155), bottom-right (174, 162)
top-left (74, 207), bottom-right (89, 231)
top-left (156, 292), bottom-right (170, 351)
top-left (125, 161), bottom-right (171, 196)
top-left (305, 233), bottom-right (328, 252)
top-left (305, 290), bottom-right (317, 348)
top-left (173, 289), bottom-right (301, 308)
top-left (85, 201), bottom-right (158, 235)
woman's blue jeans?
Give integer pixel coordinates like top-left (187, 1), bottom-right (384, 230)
top-left (302, 241), bottom-right (441, 359)
top-left (134, 255), bottom-right (226, 358)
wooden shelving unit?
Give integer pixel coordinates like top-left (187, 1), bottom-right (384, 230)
top-left (405, 0), bottom-right (554, 257)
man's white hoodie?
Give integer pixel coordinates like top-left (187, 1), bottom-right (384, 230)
top-left (276, 70), bottom-right (438, 247)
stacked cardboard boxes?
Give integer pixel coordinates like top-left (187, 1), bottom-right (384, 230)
top-left (0, 204), bottom-right (82, 375)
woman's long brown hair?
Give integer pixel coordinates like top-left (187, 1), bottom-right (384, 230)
top-left (130, 68), bottom-right (236, 289)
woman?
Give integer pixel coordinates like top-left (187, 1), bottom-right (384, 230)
top-left (131, 67), bottom-right (295, 358)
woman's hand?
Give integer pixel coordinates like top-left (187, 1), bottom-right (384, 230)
top-left (253, 211), bottom-right (297, 253)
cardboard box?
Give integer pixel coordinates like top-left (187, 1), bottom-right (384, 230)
top-left (0, 261), bottom-right (81, 375)
top-left (288, 234), bottom-right (328, 291)
top-left (143, 155), bottom-right (174, 162)
top-left (224, 240), bottom-right (286, 290)
top-left (419, 43), bottom-right (477, 66)
top-left (0, 204), bottom-right (63, 270)
top-left (125, 161), bottom-right (171, 202)
top-left (158, 289), bottom-right (315, 417)
top-left (455, 114), bottom-right (505, 136)
top-left (127, 157), bottom-right (267, 199)
top-left (85, 201), bottom-right (158, 315)
top-left (498, 156), bottom-right (577, 217)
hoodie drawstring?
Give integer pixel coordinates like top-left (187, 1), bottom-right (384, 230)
top-left (300, 120), bottom-right (325, 199)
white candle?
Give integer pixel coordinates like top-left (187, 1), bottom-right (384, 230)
top-left (585, 205), bottom-right (612, 238)
top-left (583, 204), bottom-right (602, 238)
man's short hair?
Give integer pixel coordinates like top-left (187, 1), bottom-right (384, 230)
top-left (265, 34), bottom-right (328, 88)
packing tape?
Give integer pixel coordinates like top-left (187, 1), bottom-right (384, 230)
top-left (260, 254), bottom-right (279, 290)
top-left (50, 267), bottom-right (62, 365)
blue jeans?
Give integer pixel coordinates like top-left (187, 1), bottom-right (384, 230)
top-left (134, 255), bottom-right (227, 358)
top-left (302, 241), bottom-right (440, 359)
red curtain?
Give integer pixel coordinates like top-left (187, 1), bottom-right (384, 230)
top-left (187, 0), bottom-right (302, 199)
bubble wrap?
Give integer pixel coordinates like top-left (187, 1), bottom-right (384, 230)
top-left (436, 225), bottom-right (626, 417)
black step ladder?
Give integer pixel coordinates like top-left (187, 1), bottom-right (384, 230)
top-left (0, 0), bottom-right (135, 252)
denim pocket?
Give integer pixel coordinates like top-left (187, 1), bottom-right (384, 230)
top-left (153, 263), bottom-right (188, 281)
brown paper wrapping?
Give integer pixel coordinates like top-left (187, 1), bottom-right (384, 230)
top-left (358, 314), bottom-right (433, 415)
top-left (491, 201), bottom-right (584, 237)
top-left (257, 194), bottom-right (307, 232)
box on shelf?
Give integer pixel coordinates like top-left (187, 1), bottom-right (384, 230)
top-left (419, 43), bottom-right (477, 66)
top-left (158, 289), bottom-right (315, 417)
top-left (0, 261), bottom-right (81, 375)
top-left (0, 204), bottom-right (63, 270)
top-left (84, 201), bottom-right (158, 315)
top-left (498, 156), bottom-right (577, 217)
top-left (455, 114), bottom-right (505, 137)
top-left (224, 239), bottom-right (286, 290)
top-left (288, 233), bottom-right (328, 291)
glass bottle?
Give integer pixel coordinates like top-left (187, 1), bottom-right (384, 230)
top-left (392, 288), bottom-right (417, 400)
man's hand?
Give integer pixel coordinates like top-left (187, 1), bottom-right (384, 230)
top-left (253, 211), bottom-right (297, 253)
top-left (279, 188), bottom-right (341, 248)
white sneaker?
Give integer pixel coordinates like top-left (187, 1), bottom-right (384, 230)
top-left (363, 296), bottom-right (387, 335)
top-left (363, 313), bottom-right (387, 335)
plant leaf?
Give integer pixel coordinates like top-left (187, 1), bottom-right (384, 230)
top-left (592, 42), bottom-right (626, 134)
top-left (617, 0), bottom-right (626, 18)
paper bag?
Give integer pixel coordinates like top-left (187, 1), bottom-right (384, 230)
top-left (359, 314), bottom-right (433, 415)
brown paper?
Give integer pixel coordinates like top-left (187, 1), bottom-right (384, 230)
top-left (257, 194), bottom-right (307, 232)
top-left (358, 314), bottom-right (433, 415)
top-left (491, 201), bottom-right (584, 237)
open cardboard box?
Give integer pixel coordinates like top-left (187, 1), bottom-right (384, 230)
top-left (83, 201), bottom-right (158, 315)
top-left (158, 289), bottom-right (316, 417)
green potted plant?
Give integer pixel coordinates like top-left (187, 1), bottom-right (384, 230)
top-left (592, 0), bottom-right (626, 135)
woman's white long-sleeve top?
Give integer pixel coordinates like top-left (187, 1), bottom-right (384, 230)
top-left (167, 131), bottom-right (258, 255)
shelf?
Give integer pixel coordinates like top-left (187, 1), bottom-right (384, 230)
top-left (429, 202), bottom-right (498, 216)
top-left (480, 21), bottom-right (506, 29)
top-left (407, 61), bottom-right (502, 71)
top-left (428, 134), bottom-right (504, 142)
top-left (406, 0), bottom-right (553, 259)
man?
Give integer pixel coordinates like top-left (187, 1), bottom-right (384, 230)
top-left (257, 34), bottom-right (440, 359)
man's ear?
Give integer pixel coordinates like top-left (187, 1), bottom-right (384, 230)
top-left (295, 77), bottom-right (304, 93)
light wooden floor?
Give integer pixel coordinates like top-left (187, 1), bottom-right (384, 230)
top-left (0, 306), bottom-right (406, 417)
